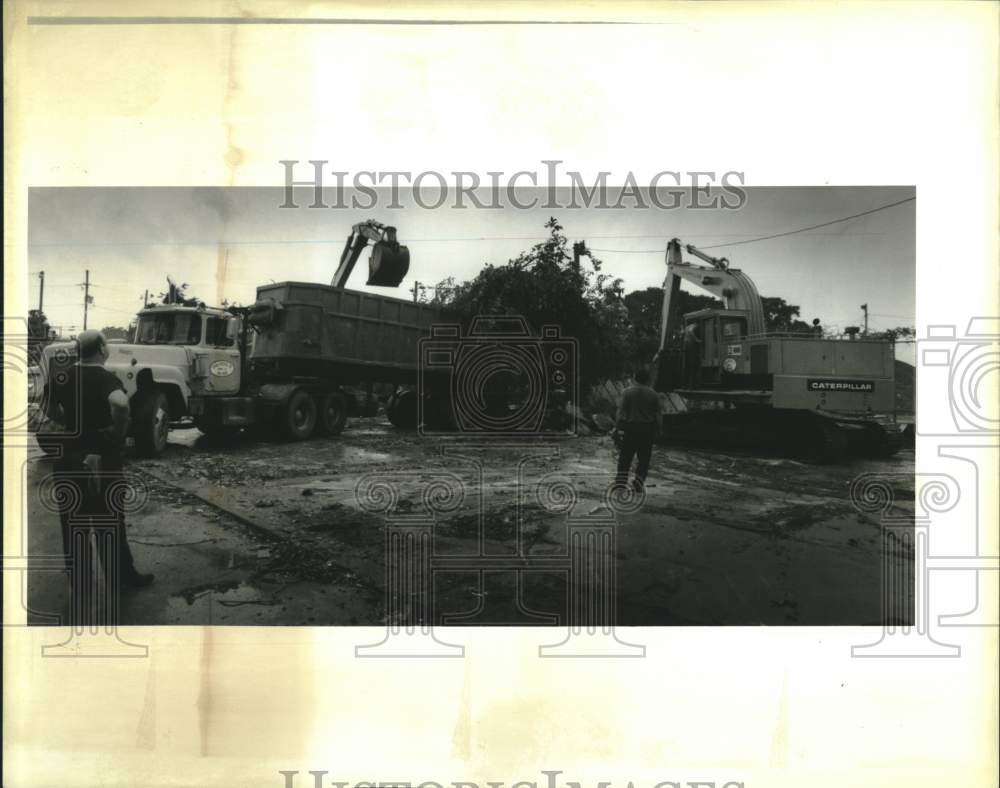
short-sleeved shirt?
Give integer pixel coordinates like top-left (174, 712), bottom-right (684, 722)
top-left (617, 383), bottom-right (661, 427)
top-left (52, 364), bottom-right (125, 453)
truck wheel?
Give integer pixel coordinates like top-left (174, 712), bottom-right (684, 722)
top-left (318, 393), bottom-right (348, 436)
top-left (280, 389), bottom-right (317, 441)
top-left (133, 390), bottom-right (170, 457)
top-left (386, 389), bottom-right (418, 429)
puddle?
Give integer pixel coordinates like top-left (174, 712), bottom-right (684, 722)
top-left (343, 447), bottom-right (393, 463)
top-left (164, 581), bottom-right (274, 622)
top-left (172, 579), bottom-right (256, 605)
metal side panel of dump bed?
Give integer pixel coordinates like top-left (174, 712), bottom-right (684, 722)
top-left (249, 282), bottom-right (452, 384)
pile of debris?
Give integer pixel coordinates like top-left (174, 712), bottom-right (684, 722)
top-left (564, 379), bottom-right (687, 436)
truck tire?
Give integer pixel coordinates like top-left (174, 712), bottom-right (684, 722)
top-left (133, 390), bottom-right (170, 457)
top-left (279, 388), bottom-right (317, 441)
top-left (386, 389), bottom-right (418, 429)
top-left (317, 392), bottom-right (348, 436)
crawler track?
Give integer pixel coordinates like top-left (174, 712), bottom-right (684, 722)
top-left (659, 407), bottom-right (901, 463)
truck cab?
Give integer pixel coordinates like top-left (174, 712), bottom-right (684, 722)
top-left (122, 304), bottom-right (245, 450)
top-left (37, 303), bottom-right (244, 458)
top-left (131, 304), bottom-right (243, 398)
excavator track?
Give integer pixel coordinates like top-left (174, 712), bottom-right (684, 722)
top-left (659, 406), bottom-right (899, 464)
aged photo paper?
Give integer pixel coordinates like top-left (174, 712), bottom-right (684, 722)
top-left (4, 2), bottom-right (998, 787)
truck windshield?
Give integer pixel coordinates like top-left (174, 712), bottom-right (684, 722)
top-left (135, 313), bottom-right (202, 345)
top-left (204, 316), bottom-right (236, 347)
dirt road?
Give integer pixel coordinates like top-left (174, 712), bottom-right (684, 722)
top-left (25, 418), bottom-right (915, 626)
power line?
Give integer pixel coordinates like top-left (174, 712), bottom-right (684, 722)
top-left (699, 197), bottom-right (915, 250)
top-left (590, 196), bottom-right (915, 254)
top-left (590, 247), bottom-right (666, 253)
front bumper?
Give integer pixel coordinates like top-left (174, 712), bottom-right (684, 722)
top-left (188, 396), bottom-right (256, 426)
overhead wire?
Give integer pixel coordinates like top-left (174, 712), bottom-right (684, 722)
top-left (589, 196), bottom-right (915, 254)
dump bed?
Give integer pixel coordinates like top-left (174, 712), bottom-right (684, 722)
top-left (249, 282), bottom-right (451, 384)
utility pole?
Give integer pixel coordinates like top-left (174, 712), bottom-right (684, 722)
top-left (860, 303), bottom-right (869, 336)
top-left (412, 281), bottom-right (421, 302)
top-left (572, 241), bottom-right (585, 270)
top-left (143, 289), bottom-right (149, 307)
top-left (38, 271), bottom-right (45, 312)
top-left (82, 269), bottom-right (91, 330)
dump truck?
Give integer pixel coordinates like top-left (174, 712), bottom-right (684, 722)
top-left (189, 282), bottom-right (448, 440)
top-left (652, 239), bottom-right (902, 461)
top-left (36, 220), bottom-right (428, 457)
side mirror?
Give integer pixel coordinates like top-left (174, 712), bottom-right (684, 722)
top-left (226, 318), bottom-right (240, 341)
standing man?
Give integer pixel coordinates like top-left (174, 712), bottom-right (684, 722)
top-left (683, 322), bottom-right (702, 388)
top-left (613, 368), bottom-right (662, 492)
top-left (46, 330), bottom-right (153, 625)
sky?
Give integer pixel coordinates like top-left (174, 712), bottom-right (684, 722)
top-left (28, 185), bottom-right (915, 344)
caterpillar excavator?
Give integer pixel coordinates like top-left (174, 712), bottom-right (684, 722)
top-left (652, 239), bottom-right (901, 461)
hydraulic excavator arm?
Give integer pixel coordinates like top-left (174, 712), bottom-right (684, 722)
top-left (331, 220), bottom-right (410, 288)
top-left (655, 238), bottom-right (767, 357)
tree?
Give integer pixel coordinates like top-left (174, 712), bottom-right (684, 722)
top-left (868, 325), bottom-right (915, 342)
top-left (27, 309), bottom-right (52, 364)
top-left (429, 218), bottom-right (633, 384)
top-left (761, 296), bottom-right (811, 333)
top-left (101, 326), bottom-right (131, 341)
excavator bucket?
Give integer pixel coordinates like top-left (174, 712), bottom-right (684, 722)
top-left (366, 241), bottom-right (410, 287)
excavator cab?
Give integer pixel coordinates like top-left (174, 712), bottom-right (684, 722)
top-left (681, 309), bottom-right (750, 388)
top-left (332, 220), bottom-right (410, 289)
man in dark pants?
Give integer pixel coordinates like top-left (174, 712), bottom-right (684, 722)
top-left (614, 368), bottom-right (662, 492)
top-left (46, 330), bottom-right (153, 626)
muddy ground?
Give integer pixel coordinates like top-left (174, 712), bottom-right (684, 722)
top-left (25, 418), bottom-right (915, 626)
